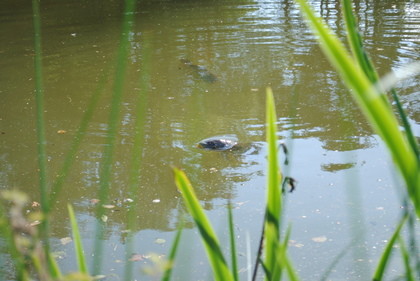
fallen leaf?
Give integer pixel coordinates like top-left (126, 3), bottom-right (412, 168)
top-left (129, 254), bottom-right (145, 261)
top-left (31, 201), bottom-right (41, 207)
top-left (102, 204), bottom-right (115, 209)
top-left (60, 237), bottom-right (72, 245)
top-left (90, 199), bottom-right (100, 204)
top-left (312, 236), bottom-right (327, 243)
top-left (57, 130), bottom-right (67, 134)
top-left (101, 215), bottom-right (108, 223)
top-left (288, 240), bottom-right (304, 248)
top-left (30, 220), bottom-right (42, 227)
top-left (154, 238), bottom-right (166, 245)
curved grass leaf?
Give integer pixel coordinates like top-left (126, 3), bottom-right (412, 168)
top-left (295, 0), bottom-right (420, 217)
top-left (398, 236), bottom-right (415, 281)
top-left (68, 204), bottom-right (89, 277)
top-left (264, 88), bottom-right (283, 281)
top-left (161, 225), bottom-right (183, 281)
top-left (92, 0), bottom-right (137, 275)
top-left (342, 0), bottom-right (419, 161)
top-left (228, 203), bottom-right (239, 281)
top-left (372, 215), bottom-right (407, 281)
top-left (173, 168), bottom-right (234, 281)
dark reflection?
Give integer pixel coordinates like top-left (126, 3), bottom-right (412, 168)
top-left (321, 162), bottom-right (357, 173)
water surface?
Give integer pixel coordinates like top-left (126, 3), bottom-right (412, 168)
top-left (1, 0), bottom-right (419, 280)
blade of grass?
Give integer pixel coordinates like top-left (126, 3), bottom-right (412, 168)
top-left (92, 0), bottom-right (137, 275)
top-left (264, 87), bottom-right (283, 281)
top-left (398, 235), bottom-right (415, 281)
top-left (31, 0), bottom-right (48, 213)
top-left (228, 202), bottom-right (239, 281)
top-left (372, 215), bottom-right (407, 281)
top-left (46, 253), bottom-right (62, 280)
top-left (31, 1), bottom-right (55, 276)
top-left (342, 0), bottom-right (379, 86)
top-left (124, 33), bottom-right (152, 281)
top-left (161, 224), bottom-right (183, 281)
top-left (49, 66), bottom-right (111, 207)
top-left (68, 204), bottom-right (89, 276)
top-left (342, 0), bottom-right (419, 161)
top-left (295, 0), bottom-right (420, 217)
top-left (173, 168), bottom-right (234, 281)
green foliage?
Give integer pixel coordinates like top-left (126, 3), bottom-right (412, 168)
top-left (372, 215), bottom-right (407, 281)
top-left (173, 89), bottom-right (300, 281)
top-left (294, 0), bottom-right (420, 216)
top-left (92, 0), bottom-right (137, 275)
top-left (174, 168), bottom-right (235, 281)
top-left (228, 203), bottom-right (239, 281)
top-left (68, 204), bottom-right (89, 277)
top-left (161, 225), bottom-right (183, 281)
top-left (263, 88), bottom-right (283, 281)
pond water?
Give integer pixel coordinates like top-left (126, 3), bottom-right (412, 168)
top-left (1, 0), bottom-right (419, 280)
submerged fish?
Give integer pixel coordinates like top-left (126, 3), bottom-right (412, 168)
top-left (180, 59), bottom-right (218, 83)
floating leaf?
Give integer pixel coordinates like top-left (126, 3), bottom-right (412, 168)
top-left (102, 204), bottom-right (115, 209)
top-left (154, 238), bottom-right (166, 245)
top-left (60, 237), bottom-right (72, 245)
top-left (129, 254), bottom-right (145, 262)
top-left (312, 236), bottom-right (327, 243)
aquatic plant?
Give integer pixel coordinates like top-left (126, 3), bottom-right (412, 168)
top-left (173, 88), bottom-right (300, 281)
top-left (295, 0), bottom-right (420, 216)
top-left (1, 0), bottom-right (419, 280)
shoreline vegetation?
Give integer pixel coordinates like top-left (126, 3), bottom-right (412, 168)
top-left (1, 0), bottom-right (418, 280)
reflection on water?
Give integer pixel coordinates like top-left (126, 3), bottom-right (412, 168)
top-left (1, 0), bottom-right (419, 280)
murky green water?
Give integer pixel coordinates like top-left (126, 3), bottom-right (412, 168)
top-left (1, 0), bottom-right (419, 280)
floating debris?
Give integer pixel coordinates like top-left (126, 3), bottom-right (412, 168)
top-left (102, 204), bottom-right (115, 209)
top-left (60, 237), bottom-right (72, 245)
top-left (312, 236), bottom-right (327, 243)
top-left (154, 238), bottom-right (166, 245)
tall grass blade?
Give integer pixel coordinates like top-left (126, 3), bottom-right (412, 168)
top-left (319, 240), bottom-right (353, 281)
top-left (124, 34), bottom-right (152, 281)
top-left (49, 67), bottom-right (111, 206)
top-left (92, 0), bottom-right (137, 275)
top-left (294, 0), bottom-right (420, 217)
top-left (342, 0), bottom-right (419, 161)
top-left (251, 212), bottom-right (265, 281)
top-left (173, 168), bottom-right (234, 281)
top-left (228, 202), bottom-right (239, 281)
top-left (264, 88), bottom-right (283, 281)
top-left (341, 0), bottom-right (378, 86)
top-left (46, 253), bottom-right (62, 279)
top-left (372, 215), bottom-right (407, 281)
top-left (68, 204), bottom-right (89, 276)
top-left (31, 0), bottom-right (48, 213)
top-left (398, 236), bottom-right (415, 281)
top-left (31, 1), bottom-right (56, 276)
top-left (161, 225), bottom-right (183, 281)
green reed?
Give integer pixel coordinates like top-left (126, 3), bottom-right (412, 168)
top-left (296, 0), bottom-right (420, 279)
top-left (295, 0), bottom-right (420, 217)
top-left (173, 89), bottom-right (299, 281)
top-left (92, 0), bottom-right (137, 275)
